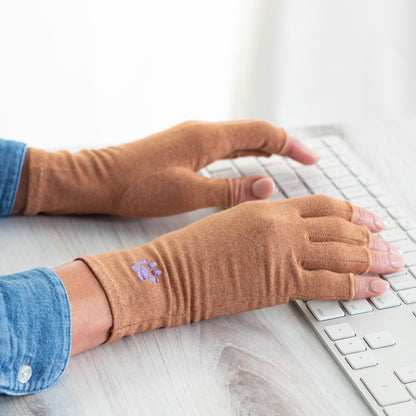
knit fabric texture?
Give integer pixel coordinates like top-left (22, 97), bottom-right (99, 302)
top-left (23, 120), bottom-right (288, 217)
top-left (78, 195), bottom-right (372, 343)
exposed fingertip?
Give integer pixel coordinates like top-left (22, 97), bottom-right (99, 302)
top-left (388, 253), bottom-right (405, 269)
top-left (389, 243), bottom-right (403, 255)
top-left (309, 149), bottom-right (320, 161)
top-left (354, 276), bottom-right (389, 299)
top-left (252, 177), bottom-right (275, 199)
top-left (283, 137), bottom-right (320, 165)
top-left (373, 214), bottom-right (388, 231)
top-left (353, 205), bottom-right (388, 233)
top-left (369, 279), bottom-right (390, 297)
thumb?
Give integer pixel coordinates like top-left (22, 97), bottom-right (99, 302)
top-left (166, 171), bottom-right (276, 209)
top-left (232, 175), bottom-right (276, 204)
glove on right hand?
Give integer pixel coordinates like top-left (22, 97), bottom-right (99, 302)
top-left (78, 195), bottom-right (372, 342)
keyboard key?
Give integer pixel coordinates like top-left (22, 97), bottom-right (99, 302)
top-left (272, 172), bottom-right (299, 186)
top-left (318, 151), bottom-right (337, 164)
top-left (210, 168), bottom-right (239, 179)
top-left (306, 301), bottom-right (345, 321)
top-left (364, 331), bottom-right (396, 349)
top-left (349, 164), bottom-right (370, 176)
top-left (371, 206), bottom-right (393, 221)
top-left (349, 196), bottom-right (379, 210)
top-left (379, 229), bottom-right (408, 243)
top-left (331, 143), bottom-right (351, 156)
top-left (395, 365), bottom-right (416, 384)
top-left (399, 240), bottom-right (416, 253)
top-left (370, 290), bottom-right (401, 309)
top-left (301, 138), bottom-right (326, 150)
top-left (198, 168), bottom-right (211, 178)
top-left (367, 184), bottom-right (387, 197)
top-left (398, 288), bottom-right (416, 304)
top-left (268, 190), bottom-right (285, 200)
top-left (384, 217), bottom-right (399, 231)
top-left (232, 158), bottom-right (265, 176)
top-left (333, 177), bottom-right (360, 189)
top-left (266, 164), bottom-right (293, 176)
top-left (361, 373), bottom-right (410, 406)
top-left (335, 337), bottom-right (366, 355)
top-left (347, 351), bottom-right (378, 370)
top-left (341, 154), bottom-right (361, 168)
top-left (384, 402), bottom-right (416, 416)
top-left (258, 155), bottom-right (285, 166)
top-left (207, 160), bottom-right (234, 172)
top-left (301, 174), bottom-right (332, 190)
top-left (322, 135), bottom-right (344, 146)
top-left (378, 196), bottom-right (397, 208)
top-left (398, 217), bottom-right (416, 231)
top-left (280, 182), bottom-right (309, 198)
top-left (325, 166), bottom-right (350, 180)
top-left (388, 206), bottom-right (408, 220)
top-left (389, 274), bottom-right (416, 291)
top-left (325, 323), bottom-right (355, 341)
top-left (357, 174), bottom-right (377, 187)
top-left (383, 271), bottom-right (406, 279)
top-left (341, 298), bottom-right (373, 315)
top-left (405, 252), bottom-right (416, 267)
top-left (287, 159), bottom-right (303, 169)
top-left (295, 165), bottom-right (323, 178)
top-left (317, 157), bottom-right (339, 169)
top-left (406, 382), bottom-right (416, 398)
top-left (342, 186), bottom-right (368, 199)
top-left (408, 229), bottom-right (416, 242)
top-left (313, 149), bottom-right (333, 160)
top-left (313, 185), bottom-right (343, 199)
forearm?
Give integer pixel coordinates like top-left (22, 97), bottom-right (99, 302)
top-left (53, 260), bottom-right (113, 356)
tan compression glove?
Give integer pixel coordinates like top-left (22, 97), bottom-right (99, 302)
top-left (23, 120), bottom-right (288, 217)
top-left (77, 195), bottom-right (372, 343)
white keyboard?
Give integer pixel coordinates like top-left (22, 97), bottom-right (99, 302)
top-left (203, 135), bottom-right (416, 416)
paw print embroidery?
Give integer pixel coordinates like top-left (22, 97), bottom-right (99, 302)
top-left (131, 259), bottom-right (162, 283)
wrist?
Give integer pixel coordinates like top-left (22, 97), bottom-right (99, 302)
top-left (54, 260), bottom-right (113, 356)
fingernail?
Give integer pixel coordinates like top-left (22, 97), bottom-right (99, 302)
top-left (374, 215), bottom-right (388, 230)
top-left (370, 279), bottom-right (389, 294)
top-left (389, 253), bottom-right (405, 269)
top-left (389, 243), bottom-right (403, 255)
top-left (252, 178), bottom-right (275, 198)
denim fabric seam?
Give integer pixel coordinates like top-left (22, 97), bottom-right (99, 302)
top-left (0, 138), bottom-right (27, 216)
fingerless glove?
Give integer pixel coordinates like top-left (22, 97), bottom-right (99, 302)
top-left (77, 195), bottom-right (372, 343)
top-left (24, 121), bottom-right (288, 217)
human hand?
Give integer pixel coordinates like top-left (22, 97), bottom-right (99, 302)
top-left (22, 120), bottom-right (318, 217)
top-left (78, 195), bottom-right (401, 341)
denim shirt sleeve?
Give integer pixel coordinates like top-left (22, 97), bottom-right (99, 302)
top-left (0, 138), bottom-right (27, 216)
top-left (0, 268), bottom-right (71, 395)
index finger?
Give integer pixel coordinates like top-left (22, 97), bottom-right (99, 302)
top-left (281, 136), bottom-right (320, 165)
top-left (353, 205), bottom-right (388, 233)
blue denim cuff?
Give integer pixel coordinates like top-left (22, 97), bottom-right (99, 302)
top-left (0, 268), bottom-right (71, 395)
top-left (0, 138), bottom-right (27, 216)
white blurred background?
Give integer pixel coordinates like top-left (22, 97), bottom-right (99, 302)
top-left (0, 0), bottom-right (415, 148)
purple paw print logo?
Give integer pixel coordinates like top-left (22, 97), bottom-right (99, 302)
top-left (131, 259), bottom-right (162, 283)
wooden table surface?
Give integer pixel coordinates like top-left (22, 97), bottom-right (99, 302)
top-left (1, 119), bottom-right (415, 415)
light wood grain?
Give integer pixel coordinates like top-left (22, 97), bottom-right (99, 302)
top-left (1, 119), bottom-right (415, 415)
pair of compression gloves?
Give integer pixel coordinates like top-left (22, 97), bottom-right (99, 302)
top-left (20, 120), bottom-right (372, 343)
